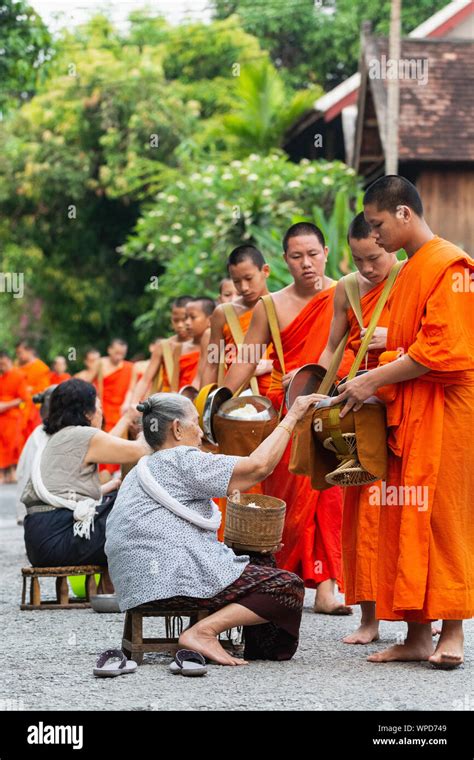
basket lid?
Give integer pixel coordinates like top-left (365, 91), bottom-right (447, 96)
top-left (286, 364), bottom-right (329, 409)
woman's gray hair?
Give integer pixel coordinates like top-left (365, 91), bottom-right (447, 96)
top-left (137, 393), bottom-right (194, 449)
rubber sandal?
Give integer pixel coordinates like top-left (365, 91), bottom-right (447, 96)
top-left (93, 649), bottom-right (137, 677)
top-left (169, 649), bottom-right (207, 677)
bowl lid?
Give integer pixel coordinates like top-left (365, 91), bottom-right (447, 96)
top-left (286, 364), bottom-right (330, 409)
top-left (203, 386), bottom-right (232, 443)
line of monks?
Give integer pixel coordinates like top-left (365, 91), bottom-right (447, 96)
top-left (2, 175), bottom-right (473, 668)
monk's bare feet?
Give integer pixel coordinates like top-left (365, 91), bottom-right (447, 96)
top-left (428, 620), bottom-right (464, 669)
top-left (343, 622), bottom-right (379, 644)
top-left (313, 579), bottom-right (353, 616)
top-left (431, 622), bottom-right (442, 636)
top-left (368, 622), bottom-right (433, 663)
top-left (179, 626), bottom-right (247, 667)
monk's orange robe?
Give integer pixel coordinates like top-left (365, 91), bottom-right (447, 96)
top-left (340, 280), bottom-right (390, 605)
top-left (0, 369), bottom-right (30, 469)
top-left (263, 287), bottom-right (352, 587)
top-left (18, 358), bottom-right (51, 441)
top-left (94, 361), bottom-right (134, 474)
top-left (162, 350), bottom-right (200, 392)
top-left (222, 310), bottom-right (272, 397)
top-left (49, 372), bottom-right (71, 385)
top-left (377, 237), bottom-right (474, 622)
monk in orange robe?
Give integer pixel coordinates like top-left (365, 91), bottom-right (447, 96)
top-left (15, 341), bottom-right (51, 441)
top-left (91, 338), bottom-right (133, 474)
top-left (0, 351), bottom-right (30, 483)
top-left (130, 297), bottom-right (193, 405)
top-left (202, 246), bottom-right (273, 394)
top-left (335, 175), bottom-right (474, 668)
top-left (217, 277), bottom-right (238, 304)
top-left (74, 348), bottom-right (100, 382)
top-left (49, 355), bottom-right (71, 385)
top-left (318, 212), bottom-right (398, 643)
top-left (224, 223), bottom-right (353, 614)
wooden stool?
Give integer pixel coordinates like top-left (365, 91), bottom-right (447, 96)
top-left (20, 565), bottom-right (107, 610)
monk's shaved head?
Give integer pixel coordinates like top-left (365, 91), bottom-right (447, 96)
top-left (347, 212), bottom-right (372, 243)
top-left (283, 222), bottom-right (325, 252)
top-left (189, 297), bottom-right (215, 317)
top-left (364, 175), bottom-right (423, 217)
top-left (227, 245), bottom-right (266, 272)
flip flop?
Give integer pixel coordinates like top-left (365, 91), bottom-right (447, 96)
top-left (93, 649), bottom-right (138, 678)
top-left (169, 649), bottom-right (207, 677)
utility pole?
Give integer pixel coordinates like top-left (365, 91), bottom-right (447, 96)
top-left (385, 0), bottom-right (401, 175)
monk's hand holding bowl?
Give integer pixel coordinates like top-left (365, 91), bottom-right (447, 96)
top-left (281, 368), bottom-right (299, 390)
top-left (331, 372), bottom-right (379, 418)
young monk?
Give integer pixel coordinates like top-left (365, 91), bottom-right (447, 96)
top-left (121, 339), bottom-right (160, 413)
top-left (49, 356), bottom-right (71, 385)
top-left (217, 277), bottom-right (238, 304)
top-left (74, 348), bottom-right (100, 382)
top-left (185, 297), bottom-right (215, 389)
top-left (130, 296), bottom-right (192, 404)
top-left (15, 341), bottom-right (51, 441)
top-left (89, 339), bottom-right (133, 475)
top-left (202, 245), bottom-right (273, 395)
top-left (333, 175), bottom-right (474, 668)
top-left (0, 351), bottom-right (30, 484)
top-left (318, 212), bottom-right (399, 643)
top-left (223, 223), bottom-right (353, 615)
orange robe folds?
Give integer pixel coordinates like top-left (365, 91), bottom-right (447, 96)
top-left (162, 350), bottom-right (200, 392)
top-left (377, 237), bottom-right (474, 622)
top-left (340, 280), bottom-right (390, 605)
top-left (49, 372), bottom-right (71, 385)
top-left (223, 310), bottom-right (272, 397)
top-left (18, 358), bottom-right (51, 441)
top-left (0, 369), bottom-right (30, 468)
top-left (96, 362), bottom-right (134, 432)
top-left (263, 287), bottom-right (346, 588)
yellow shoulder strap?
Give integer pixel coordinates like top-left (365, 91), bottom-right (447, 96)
top-left (162, 339), bottom-right (180, 392)
top-left (317, 330), bottom-right (350, 395)
top-left (223, 303), bottom-right (259, 395)
top-left (347, 261), bottom-right (403, 381)
top-left (343, 272), bottom-right (364, 329)
top-left (261, 295), bottom-right (285, 376)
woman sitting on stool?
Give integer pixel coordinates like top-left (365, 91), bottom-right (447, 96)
top-left (22, 378), bottom-right (148, 569)
top-left (105, 391), bottom-right (323, 666)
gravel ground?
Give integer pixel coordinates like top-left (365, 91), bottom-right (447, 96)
top-left (1, 484), bottom-right (473, 712)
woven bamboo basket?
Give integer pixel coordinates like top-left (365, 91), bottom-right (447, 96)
top-left (224, 493), bottom-right (286, 553)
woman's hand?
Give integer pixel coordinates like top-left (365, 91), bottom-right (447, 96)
top-left (288, 393), bottom-right (328, 422)
top-left (360, 326), bottom-right (387, 351)
top-left (329, 372), bottom-right (379, 417)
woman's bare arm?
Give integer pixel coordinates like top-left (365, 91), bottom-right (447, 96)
top-left (85, 430), bottom-right (149, 465)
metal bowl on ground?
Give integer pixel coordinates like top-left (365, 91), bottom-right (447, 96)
top-left (216, 395), bottom-right (276, 422)
top-left (89, 594), bottom-right (121, 613)
top-left (285, 364), bottom-right (332, 410)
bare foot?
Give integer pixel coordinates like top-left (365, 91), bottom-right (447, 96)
top-left (343, 622), bottom-right (379, 644)
top-left (428, 623), bottom-right (464, 669)
top-left (431, 623), bottom-right (442, 636)
top-left (314, 598), bottom-right (353, 616)
top-left (179, 626), bottom-right (247, 666)
top-left (368, 640), bottom-right (434, 663)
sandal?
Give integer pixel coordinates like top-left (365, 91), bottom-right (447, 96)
top-left (169, 649), bottom-right (207, 677)
top-left (93, 649), bottom-right (137, 678)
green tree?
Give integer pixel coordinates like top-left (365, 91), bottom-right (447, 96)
top-left (0, 0), bottom-right (53, 113)
top-left (212, 0), bottom-right (450, 89)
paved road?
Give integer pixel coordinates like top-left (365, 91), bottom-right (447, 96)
top-left (1, 485), bottom-right (472, 711)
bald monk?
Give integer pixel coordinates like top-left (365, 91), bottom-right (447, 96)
top-left (202, 245), bottom-right (273, 395)
top-left (0, 351), bottom-right (30, 483)
top-left (130, 296), bottom-right (193, 404)
top-left (121, 339), bottom-right (161, 413)
top-left (49, 356), bottom-right (71, 385)
top-left (223, 222), bottom-right (353, 614)
top-left (334, 175), bottom-right (474, 668)
top-left (217, 277), bottom-right (238, 304)
top-left (317, 212), bottom-right (399, 643)
top-left (15, 341), bottom-right (51, 440)
top-left (74, 348), bottom-right (100, 382)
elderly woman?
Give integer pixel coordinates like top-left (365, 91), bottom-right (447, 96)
top-left (22, 379), bottom-right (148, 568)
top-left (105, 391), bottom-right (322, 666)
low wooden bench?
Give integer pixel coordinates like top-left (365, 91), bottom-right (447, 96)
top-left (122, 603), bottom-right (242, 664)
top-left (21, 565), bottom-right (107, 610)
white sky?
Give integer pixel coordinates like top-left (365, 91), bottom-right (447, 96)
top-left (30, 0), bottom-right (211, 32)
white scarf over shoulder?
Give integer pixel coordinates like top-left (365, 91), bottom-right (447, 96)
top-left (31, 435), bottom-right (100, 539)
top-left (136, 455), bottom-right (221, 532)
